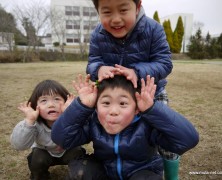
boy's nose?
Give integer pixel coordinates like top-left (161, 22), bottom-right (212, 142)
top-left (112, 13), bottom-right (121, 23)
top-left (110, 106), bottom-right (119, 115)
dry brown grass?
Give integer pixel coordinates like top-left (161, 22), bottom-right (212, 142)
top-left (0, 61), bottom-right (222, 179)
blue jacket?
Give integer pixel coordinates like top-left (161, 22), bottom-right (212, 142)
top-left (87, 10), bottom-right (173, 95)
top-left (51, 98), bottom-right (199, 179)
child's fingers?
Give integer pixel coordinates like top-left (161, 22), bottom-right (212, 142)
top-left (85, 74), bottom-right (90, 84)
top-left (140, 78), bottom-right (145, 92)
top-left (135, 92), bottom-right (141, 101)
top-left (145, 75), bottom-right (155, 92)
top-left (151, 84), bottom-right (157, 99)
top-left (78, 74), bottom-right (83, 86)
top-left (72, 80), bottom-right (80, 92)
top-left (27, 102), bottom-right (31, 107)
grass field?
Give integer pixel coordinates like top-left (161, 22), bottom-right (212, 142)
top-left (0, 60), bottom-right (222, 179)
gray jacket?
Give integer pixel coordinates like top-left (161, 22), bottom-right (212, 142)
top-left (10, 120), bottom-right (66, 157)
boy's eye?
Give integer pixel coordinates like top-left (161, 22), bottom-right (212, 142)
top-left (103, 11), bottom-right (111, 14)
top-left (120, 102), bottom-right (127, 106)
top-left (120, 9), bottom-right (128, 13)
top-left (102, 101), bottom-right (110, 105)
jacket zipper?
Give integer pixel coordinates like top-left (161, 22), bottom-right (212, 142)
top-left (114, 134), bottom-right (123, 180)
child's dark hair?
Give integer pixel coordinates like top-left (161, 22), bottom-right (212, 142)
top-left (97, 75), bottom-right (139, 103)
top-left (92, 0), bottom-right (141, 11)
top-left (28, 80), bottom-right (69, 122)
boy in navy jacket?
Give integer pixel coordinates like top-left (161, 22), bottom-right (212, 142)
top-left (52, 75), bottom-right (199, 179)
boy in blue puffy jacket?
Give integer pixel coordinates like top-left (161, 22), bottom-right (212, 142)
top-left (51, 74), bottom-right (199, 180)
top-left (87, 0), bottom-right (172, 100)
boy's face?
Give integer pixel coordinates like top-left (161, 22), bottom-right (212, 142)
top-left (97, 87), bottom-right (139, 135)
top-left (98, 0), bottom-right (141, 38)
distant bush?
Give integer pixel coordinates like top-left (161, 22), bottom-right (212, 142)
top-left (39, 51), bottom-right (88, 61)
top-left (0, 49), bottom-right (88, 63)
top-left (53, 42), bottom-right (60, 47)
top-left (0, 51), bottom-right (23, 63)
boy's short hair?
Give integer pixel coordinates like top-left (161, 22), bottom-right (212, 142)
top-left (92, 0), bottom-right (141, 11)
top-left (97, 75), bottom-right (139, 103)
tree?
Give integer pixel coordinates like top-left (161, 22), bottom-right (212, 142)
top-left (187, 28), bottom-right (205, 59)
top-left (153, 11), bottom-right (160, 23)
top-left (204, 32), bottom-right (211, 58)
top-left (0, 6), bottom-right (17, 51)
top-left (174, 16), bottom-right (184, 52)
top-left (22, 17), bottom-right (37, 47)
top-left (13, 0), bottom-right (50, 61)
top-left (163, 20), bottom-right (174, 52)
top-left (217, 33), bottom-right (222, 58)
top-left (208, 38), bottom-right (218, 59)
top-left (172, 30), bottom-right (180, 53)
top-left (50, 8), bottom-right (69, 61)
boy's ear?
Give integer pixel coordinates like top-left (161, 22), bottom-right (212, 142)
top-left (135, 108), bottom-right (140, 115)
top-left (136, 0), bottom-right (142, 15)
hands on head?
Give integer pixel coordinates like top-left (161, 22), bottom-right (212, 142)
top-left (98, 64), bottom-right (138, 88)
top-left (73, 74), bottom-right (156, 112)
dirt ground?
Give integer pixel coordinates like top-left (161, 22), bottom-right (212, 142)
top-left (0, 61), bottom-right (221, 179)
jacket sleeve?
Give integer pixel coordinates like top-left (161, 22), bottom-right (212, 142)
top-left (142, 101), bottom-right (199, 155)
top-left (10, 120), bottom-right (38, 150)
top-left (130, 22), bottom-right (173, 83)
top-left (51, 98), bottom-right (93, 150)
top-left (86, 27), bottom-right (105, 81)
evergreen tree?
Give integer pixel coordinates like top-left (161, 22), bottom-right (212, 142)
top-left (175, 16), bottom-right (184, 52)
top-left (205, 32), bottom-right (211, 58)
top-left (22, 17), bottom-right (37, 46)
top-left (163, 20), bottom-right (174, 52)
top-left (209, 38), bottom-right (218, 59)
top-left (153, 11), bottom-right (160, 23)
top-left (217, 33), bottom-right (222, 58)
top-left (0, 6), bottom-right (25, 49)
top-left (172, 30), bottom-right (180, 53)
top-left (187, 28), bottom-right (205, 59)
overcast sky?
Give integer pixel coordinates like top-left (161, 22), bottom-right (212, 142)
top-left (1, 0), bottom-right (221, 35)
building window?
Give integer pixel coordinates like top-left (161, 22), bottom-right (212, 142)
top-left (66, 34), bottom-right (80, 43)
top-left (66, 20), bottom-right (73, 29)
top-left (65, 6), bottom-right (80, 16)
top-left (66, 20), bottom-right (80, 29)
top-left (83, 20), bottom-right (98, 30)
top-left (66, 38), bottom-right (74, 43)
top-left (83, 7), bottom-right (90, 16)
top-left (73, 6), bottom-right (80, 16)
top-left (73, 33), bottom-right (79, 43)
top-left (73, 21), bottom-right (80, 29)
top-left (83, 20), bottom-right (90, 30)
top-left (90, 7), bottom-right (97, 16)
top-left (65, 6), bottom-right (72, 16)
top-left (83, 7), bottom-right (97, 17)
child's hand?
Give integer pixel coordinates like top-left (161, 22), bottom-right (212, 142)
top-left (114, 64), bottom-right (138, 88)
top-left (18, 102), bottom-right (39, 125)
top-left (135, 75), bottom-right (156, 112)
top-left (98, 66), bottom-right (120, 82)
top-left (62, 94), bottom-right (75, 112)
top-left (72, 74), bottom-right (97, 108)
